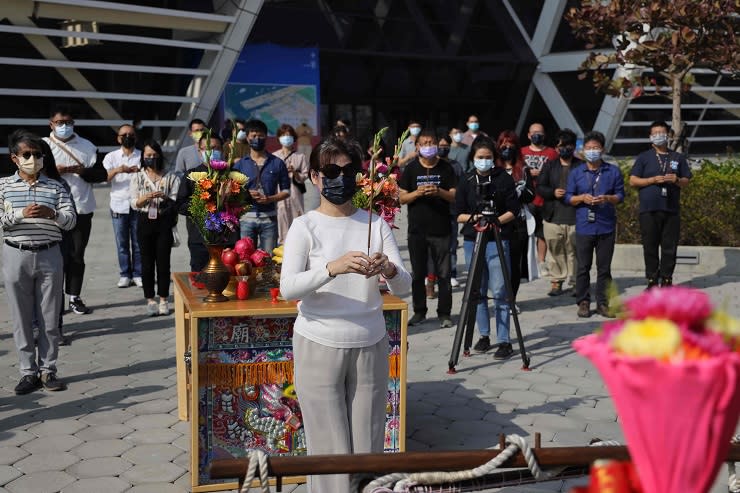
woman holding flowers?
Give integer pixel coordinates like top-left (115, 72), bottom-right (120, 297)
top-left (273, 123), bottom-right (309, 244)
top-left (129, 140), bottom-right (180, 316)
top-left (280, 136), bottom-right (411, 493)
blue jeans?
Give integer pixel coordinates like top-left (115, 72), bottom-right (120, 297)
top-left (111, 210), bottom-right (141, 278)
top-left (463, 239), bottom-right (511, 343)
top-left (240, 216), bottom-right (278, 253)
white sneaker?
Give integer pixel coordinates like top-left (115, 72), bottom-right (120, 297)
top-left (117, 277), bottom-right (131, 288)
top-left (450, 278), bottom-right (460, 288)
top-left (146, 300), bottom-right (158, 317)
top-left (158, 300), bottom-right (169, 316)
top-left (133, 277), bottom-right (143, 287)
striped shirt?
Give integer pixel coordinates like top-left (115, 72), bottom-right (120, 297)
top-left (129, 169), bottom-right (180, 213)
top-left (0, 173), bottom-right (77, 245)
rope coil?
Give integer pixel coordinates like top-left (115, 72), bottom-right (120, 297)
top-left (239, 450), bottom-right (271, 493)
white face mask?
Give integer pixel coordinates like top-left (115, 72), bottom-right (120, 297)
top-left (236, 130), bottom-right (247, 142)
top-left (54, 124), bottom-right (74, 140)
top-left (17, 155), bottom-right (44, 175)
top-left (473, 158), bottom-right (493, 171)
top-left (279, 135), bottom-right (294, 147)
top-left (409, 126), bottom-right (422, 137)
top-left (451, 133), bottom-right (463, 143)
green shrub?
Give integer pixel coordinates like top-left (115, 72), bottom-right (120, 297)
top-left (615, 159), bottom-right (739, 247)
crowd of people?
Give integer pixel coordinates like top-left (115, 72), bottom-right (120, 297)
top-left (1, 111), bottom-right (690, 402)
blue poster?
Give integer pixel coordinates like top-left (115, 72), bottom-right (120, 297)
top-left (224, 44), bottom-right (320, 135)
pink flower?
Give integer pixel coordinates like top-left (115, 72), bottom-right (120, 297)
top-left (624, 286), bottom-right (713, 329)
top-left (375, 163), bottom-right (389, 175)
top-left (681, 326), bottom-right (732, 356)
top-left (209, 159), bottom-right (229, 171)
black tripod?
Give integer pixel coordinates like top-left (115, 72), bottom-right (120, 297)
top-left (448, 202), bottom-right (530, 373)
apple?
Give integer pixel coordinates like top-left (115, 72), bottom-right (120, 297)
top-left (221, 248), bottom-right (239, 267)
top-left (249, 249), bottom-right (271, 268)
top-left (234, 237), bottom-right (255, 261)
top-left (235, 262), bottom-right (251, 276)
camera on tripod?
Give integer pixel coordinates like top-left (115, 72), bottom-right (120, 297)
top-left (474, 180), bottom-right (499, 229)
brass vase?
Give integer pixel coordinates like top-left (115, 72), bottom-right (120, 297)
top-left (202, 244), bottom-right (231, 302)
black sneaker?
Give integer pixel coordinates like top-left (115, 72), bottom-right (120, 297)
top-left (660, 277), bottom-right (672, 287)
top-left (40, 373), bottom-right (66, 392)
top-left (493, 342), bottom-right (513, 360)
top-left (14, 375), bottom-right (41, 395)
top-left (408, 313), bottom-right (426, 326)
top-left (473, 336), bottom-right (491, 353)
top-left (646, 278), bottom-right (658, 290)
top-left (70, 298), bottom-right (92, 315)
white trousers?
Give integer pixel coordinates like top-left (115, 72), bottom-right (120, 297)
top-left (293, 332), bottom-right (388, 492)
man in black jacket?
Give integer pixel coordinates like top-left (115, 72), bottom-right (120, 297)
top-left (537, 129), bottom-right (579, 296)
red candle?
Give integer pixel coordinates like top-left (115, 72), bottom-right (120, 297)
top-left (236, 280), bottom-right (250, 300)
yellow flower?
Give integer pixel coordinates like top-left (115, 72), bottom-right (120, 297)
top-left (612, 318), bottom-right (681, 359)
top-left (710, 310), bottom-right (740, 339)
top-left (188, 171), bottom-right (207, 182)
top-left (228, 171), bottom-right (248, 185)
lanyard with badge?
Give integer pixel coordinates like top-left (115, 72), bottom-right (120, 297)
top-left (144, 172), bottom-right (163, 219)
top-left (656, 151), bottom-right (670, 197)
top-left (587, 167), bottom-right (602, 223)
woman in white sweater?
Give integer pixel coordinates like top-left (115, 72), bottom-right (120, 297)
top-left (280, 136), bottom-right (411, 492)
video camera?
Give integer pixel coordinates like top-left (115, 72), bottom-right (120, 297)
top-left (473, 179), bottom-right (499, 230)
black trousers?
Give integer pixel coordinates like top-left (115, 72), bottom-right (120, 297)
top-left (137, 213), bottom-right (174, 299)
top-left (63, 212), bottom-right (93, 296)
top-left (188, 241), bottom-right (209, 272)
top-left (639, 211), bottom-right (680, 280)
top-left (509, 221), bottom-right (528, 297)
top-left (408, 232), bottom-right (451, 317)
top-left (575, 232), bottom-right (615, 306)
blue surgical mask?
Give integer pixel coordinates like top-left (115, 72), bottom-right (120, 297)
top-left (473, 158), bottom-right (493, 171)
top-left (409, 126), bottom-right (422, 137)
top-left (211, 150), bottom-right (223, 161)
top-left (452, 133), bottom-right (463, 143)
top-left (584, 149), bottom-right (602, 163)
top-left (650, 134), bottom-right (668, 147)
top-left (467, 122), bottom-right (479, 132)
top-left (419, 145), bottom-right (438, 158)
top-left (279, 135), bottom-right (294, 147)
top-left (54, 124), bottom-right (74, 140)
top-left (236, 130), bottom-right (246, 141)
top-left (321, 174), bottom-right (357, 205)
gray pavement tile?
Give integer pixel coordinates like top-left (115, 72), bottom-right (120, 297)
top-left (0, 449), bottom-right (28, 467)
top-left (66, 457), bottom-right (133, 479)
top-left (0, 432), bottom-right (34, 448)
top-left (73, 424), bottom-right (134, 441)
top-left (21, 435), bottom-right (83, 454)
top-left (121, 444), bottom-right (181, 464)
top-left (26, 419), bottom-right (87, 437)
top-left (79, 409), bottom-right (135, 426)
top-left (123, 414), bottom-right (179, 430)
top-left (168, 421), bottom-right (190, 434)
top-left (124, 399), bottom-right (177, 415)
top-left (13, 452), bottom-right (79, 474)
top-left (565, 404), bottom-right (617, 422)
top-left (121, 462), bottom-right (186, 484)
top-left (170, 435), bottom-right (190, 452)
top-left (125, 484), bottom-right (188, 493)
top-left (5, 471), bottom-right (76, 493)
top-left (123, 429), bottom-right (182, 445)
top-left (498, 390), bottom-right (549, 407)
top-left (71, 439), bottom-right (134, 459)
top-left (61, 477), bottom-right (131, 493)
top-left (435, 405), bottom-right (485, 421)
top-left (0, 466), bottom-right (21, 487)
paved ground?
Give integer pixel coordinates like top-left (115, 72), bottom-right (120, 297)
top-left (0, 184), bottom-right (738, 493)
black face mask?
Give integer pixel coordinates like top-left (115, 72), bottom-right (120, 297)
top-left (559, 147), bottom-right (575, 159)
top-left (121, 135), bottom-right (136, 149)
top-left (248, 137), bottom-right (266, 151)
top-left (438, 147), bottom-right (450, 158)
top-left (500, 147), bottom-right (516, 161)
top-left (142, 157), bottom-right (162, 170)
top-left (321, 174), bottom-right (357, 205)
top-left (530, 133), bottom-right (545, 146)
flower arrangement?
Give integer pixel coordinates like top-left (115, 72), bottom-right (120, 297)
top-left (352, 127), bottom-right (402, 230)
top-left (187, 129), bottom-right (251, 244)
top-left (573, 286), bottom-right (740, 493)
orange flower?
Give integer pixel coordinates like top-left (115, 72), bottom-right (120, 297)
top-left (206, 202), bottom-right (217, 213)
top-left (200, 191), bottom-right (211, 200)
top-left (200, 178), bottom-right (213, 190)
top-left (230, 181), bottom-right (241, 194)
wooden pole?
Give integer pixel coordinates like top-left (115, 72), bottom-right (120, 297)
top-left (208, 443), bottom-right (740, 480)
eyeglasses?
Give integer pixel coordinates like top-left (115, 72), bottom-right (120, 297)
top-left (15, 151), bottom-right (44, 159)
top-left (52, 120), bottom-right (74, 126)
top-left (320, 163), bottom-right (358, 179)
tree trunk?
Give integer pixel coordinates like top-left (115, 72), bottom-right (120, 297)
top-left (671, 74), bottom-right (684, 152)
